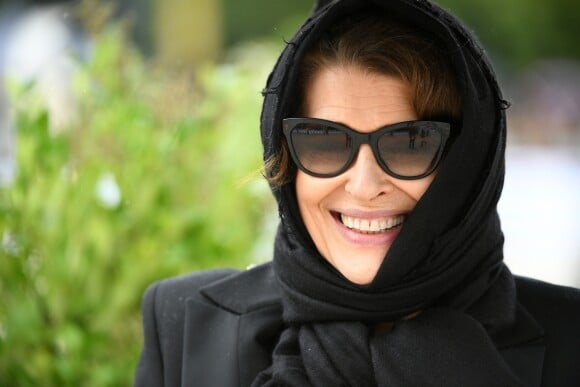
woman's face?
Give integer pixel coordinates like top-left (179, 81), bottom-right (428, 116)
top-left (295, 66), bottom-right (436, 285)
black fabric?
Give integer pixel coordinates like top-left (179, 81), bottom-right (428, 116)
top-left (134, 263), bottom-right (580, 386)
top-left (254, 0), bottom-right (522, 385)
top-left (253, 237), bottom-right (523, 386)
top-left (254, 309), bottom-right (523, 387)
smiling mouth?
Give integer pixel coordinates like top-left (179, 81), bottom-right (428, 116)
top-left (339, 213), bottom-right (405, 234)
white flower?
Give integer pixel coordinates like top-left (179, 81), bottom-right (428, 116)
top-left (95, 172), bottom-right (121, 209)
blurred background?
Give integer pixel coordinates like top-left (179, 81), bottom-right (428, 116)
top-left (0, 0), bottom-right (578, 385)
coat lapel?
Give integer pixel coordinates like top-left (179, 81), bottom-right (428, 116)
top-left (181, 263), bottom-right (283, 387)
top-left (496, 303), bottom-right (546, 387)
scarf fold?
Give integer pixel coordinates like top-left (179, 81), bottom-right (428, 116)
top-left (253, 310), bottom-right (524, 387)
top-left (273, 210), bottom-right (508, 324)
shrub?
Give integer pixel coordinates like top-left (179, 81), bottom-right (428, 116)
top-left (0, 24), bottom-right (277, 386)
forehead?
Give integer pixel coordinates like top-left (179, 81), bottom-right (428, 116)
top-left (304, 66), bottom-right (418, 132)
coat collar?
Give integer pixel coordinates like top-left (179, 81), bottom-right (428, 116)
top-left (200, 262), bottom-right (281, 314)
top-left (181, 263), bottom-right (545, 386)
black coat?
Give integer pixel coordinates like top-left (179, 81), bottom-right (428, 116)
top-left (134, 263), bottom-right (580, 387)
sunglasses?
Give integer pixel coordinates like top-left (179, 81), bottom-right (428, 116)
top-left (282, 118), bottom-right (450, 180)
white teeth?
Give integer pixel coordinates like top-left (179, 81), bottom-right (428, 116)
top-left (340, 214), bottom-right (404, 233)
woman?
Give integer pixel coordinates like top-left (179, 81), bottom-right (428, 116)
top-left (134, 0), bottom-right (580, 386)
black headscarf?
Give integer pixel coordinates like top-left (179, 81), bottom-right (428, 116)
top-left (255, 0), bottom-right (522, 385)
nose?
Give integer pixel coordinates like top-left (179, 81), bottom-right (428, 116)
top-left (344, 145), bottom-right (395, 200)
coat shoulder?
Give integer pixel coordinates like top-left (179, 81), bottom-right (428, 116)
top-left (515, 276), bottom-right (580, 322)
top-left (514, 276), bottom-right (580, 385)
top-left (142, 261), bottom-right (278, 332)
top-left (134, 268), bottom-right (241, 387)
top-left (145, 267), bottom-right (240, 312)
top-left (135, 263), bottom-right (277, 387)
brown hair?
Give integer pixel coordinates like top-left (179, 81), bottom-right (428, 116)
top-left (265, 11), bottom-right (462, 186)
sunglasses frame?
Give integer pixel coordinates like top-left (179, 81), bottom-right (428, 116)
top-left (282, 117), bottom-right (451, 180)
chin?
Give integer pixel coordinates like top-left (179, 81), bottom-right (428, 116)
top-left (324, 244), bottom-right (389, 285)
top-left (335, 256), bottom-right (385, 285)
top-left (342, 270), bottom-right (378, 285)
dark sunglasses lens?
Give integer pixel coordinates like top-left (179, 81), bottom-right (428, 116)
top-left (378, 126), bottom-right (442, 177)
top-left (290, 124), bottom-right (352, 175)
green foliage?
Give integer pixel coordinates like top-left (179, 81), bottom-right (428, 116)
top-left (0, 25), bottom-right (277, 386)
top-left (221, 0), bottom-right (580, 71)
top-left (437, 0), bottom-right (580, 69)
top-left (222, 0), bottom-right (313, 45)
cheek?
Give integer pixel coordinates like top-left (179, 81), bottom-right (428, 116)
top-left (295, 171), bottom-right (322, 211)
top-left (294, 171), bottom-right (337, 261)
top-left (295, 171), bottom-right (308, 201)
top-left (295, 171), bottom-right (338, 221)
top-left (398, 173), bottom-right (436, 201)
